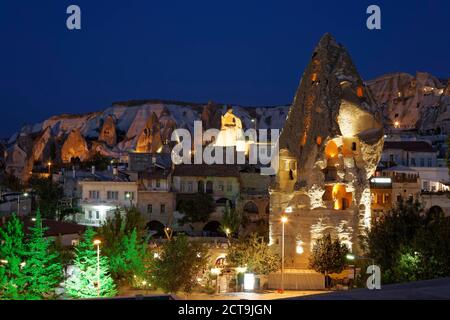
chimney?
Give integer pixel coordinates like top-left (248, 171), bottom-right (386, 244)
top-left (91, 166), bottom-right (95, 175)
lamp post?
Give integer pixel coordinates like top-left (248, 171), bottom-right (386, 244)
top-left (346, 253), bottom-right (375, 289)
top-left (47, 161), bottom-right (52, 175)
top-left (280, 215), bottom-right (288, 293)
top-left (17, 192), bottom-right (29, 216)
top-left (93, 239), bottom-right (101, 297)
top-left (125, 192), bottom-right (132, 207)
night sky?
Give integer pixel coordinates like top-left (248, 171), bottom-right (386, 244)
top-left (0, 0), bottom-right (449, 137)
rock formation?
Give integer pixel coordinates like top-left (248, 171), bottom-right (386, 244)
top-left (159, 108), bottom-right (177, 144)
top-left (367, 72), bottom-right (450, 133)
top-left (98, 115), bottom-right (117, 146)
top-left (269, 34), bottom-right (384, 269)
top-left (61, 129), bottom-right (90, 163)
top-left (136, 112), bottom-right (163, 153)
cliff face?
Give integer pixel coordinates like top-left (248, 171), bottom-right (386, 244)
top-left (4, 100), bottom-right (289, 179)
top-left (367, 72), bottom-right (450, 133)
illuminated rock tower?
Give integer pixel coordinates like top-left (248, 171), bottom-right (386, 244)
top-left (269, 34), bottom-right (384, 269)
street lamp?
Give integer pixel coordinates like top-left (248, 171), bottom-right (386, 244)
top-left (125, 192), bottom-right (132, 207)
top-left (280, 215), bottom-right (288, 293)
top-left (47, 161), bottom-right (52, 175)
top-left (93, 239), bottom-right (101, 296)
top-left (17, 192), bottom-right (29, 216)
top-left (346, 253), bottom-right (375, 289)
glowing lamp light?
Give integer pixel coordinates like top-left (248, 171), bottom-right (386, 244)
top-left (211, 268), bottom-right (221, 276)
top-left (370, 177), bottom-right (392, 184)
top-left (154, 253), bottom-right (160, 259)
top-left (235, 266), bottom-right (247, 274)
top-left (93, 239), bottom-right (101, 245)
top-left (394, 121), bottom-right (400, 128)
top-left (281, 216), bottom-right (288, 224)
top-left (243, 273), bottom-right (255, 291)
top-left (346, 253), bottom-right (356, 261)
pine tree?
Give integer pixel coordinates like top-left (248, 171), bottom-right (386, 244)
top-left (0, 214), bottom-right (27, 300)
top-left (64, 228), bottom-right (116, 299)
top-left (22, 210), bottom-right (62, 299)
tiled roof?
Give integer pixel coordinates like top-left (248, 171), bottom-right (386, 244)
top-left (173, 164), bottom-right (240, 177)
top-left (0, 217), bottom-right (86, 237)
top-left (384, 141), bottom-right (435, 153)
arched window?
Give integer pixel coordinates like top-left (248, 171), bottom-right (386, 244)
top-left (206, 181), bottom-right (213, 194)
top-left (243, 201), bottom-right (259, 215)
top-left (198, 180), bottom-right (205, 193)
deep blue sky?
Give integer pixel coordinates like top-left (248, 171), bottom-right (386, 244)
top-left (0, 0), bottom-right (449, 137)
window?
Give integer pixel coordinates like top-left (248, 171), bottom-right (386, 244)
top-left (180, 181), bottom-right (186, 192)
top-left (89, 190), bottom-right (99, 199)
top-left (218, 181), bottom-right (224, 191)
top-left (411, 158), bottom-right (416, 166)
top-left (227, 182), bottom-right (232, 192)
top-left (147, 204), bottom-right (152, 214)
top-left (188, 181), bottom-right (193, 192)
top-left (156, 179), bottom-right (161, 188)
top-left (107, 191), bottom-right (118, 200)
top-left (389, 154), bottom-right (394, 163)
top-left (420, 158), bottom-right (425, 167)
top-left (88, 210), bottom-right (92, 219)
top-left (96, 211), bottom-right (100, 219)
top-left (383, 193), bottom-right (390, 204)
top-left (351, 142), bottom-right (357, 151)
top-left (160, 204), bottom-right (166, 213)
top-left (427, 158), bottom-right (432, 167)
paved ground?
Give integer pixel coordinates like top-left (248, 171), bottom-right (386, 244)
top-left (119, 287), bottom-right (328, 300)
top-left (285, 277), bottom-right (450, 300)
top-left (185, 290), bottom-right (328, 300)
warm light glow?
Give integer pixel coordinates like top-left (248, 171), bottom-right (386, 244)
top-left (394, 121), bottom-right (400, 128)
top-left (281, 216), bottom-right (288, 223)
top-left (225, 228), bottom-right (231, 235)
top-left (93, 239), bottom-right (101, 245)
top-left (211, 268), bottom-right (221, 276)
top-left (47, 162), bottom-right (52, 166)
top-left (346, 253), bottom-right (355, 260)
top-left (154, 253), bottom-right (160, 259)
top-left (325, 140), bottom-right (338, 159)
top-left (235, 266), bottom-right (247, 274)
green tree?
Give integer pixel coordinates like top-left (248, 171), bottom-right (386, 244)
top-left (309, 233), bottom-right (349, 287)
top-left (22, 210), bottom-right (62, 299)
top-left (29, 177), bottom-right (64, 220)
top-left (227, 233), bottom-right (280, 275)
top-left (151, 235), bottom-right (209, 293)
top-left (366, 199), bottom-right (450, 283)
top-left (220, 201), bottom-right (241, 240)
top-left (97, 208), bottom-right (148, 282)
top-left (177, 193), bottom-right (216, 225)
top-left (0, 214), bottom-right (27, 299)
top-left (64, 228), bottom-right (116, 299)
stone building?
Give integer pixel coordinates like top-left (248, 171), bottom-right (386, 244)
top-left (269, 34), bottom-right (384, 275)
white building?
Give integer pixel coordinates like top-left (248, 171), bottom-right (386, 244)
top-left (76, 169), bottom-right (138, 227)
